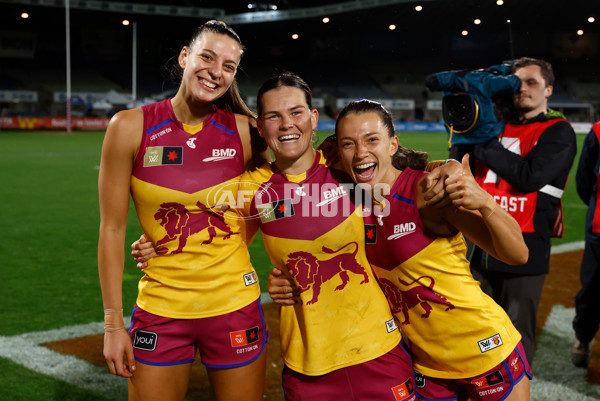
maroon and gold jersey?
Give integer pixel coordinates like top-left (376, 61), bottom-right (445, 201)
top-left (365, 168), bottom-right (521, 379)
top-left (240, 151), bottom-right (401, 376)
top-left (131, 99), bottom-right (259, 319)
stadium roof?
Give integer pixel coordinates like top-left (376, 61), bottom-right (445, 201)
top-left (1, 0), bottom-right (598, 97)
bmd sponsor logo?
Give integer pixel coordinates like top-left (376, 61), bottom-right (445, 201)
top-left (203, 148), bottom-right (237, 162)
top-left (387, 222), bottom-right (416, 240)
top-left (316, 185), bottom-right (348, 207)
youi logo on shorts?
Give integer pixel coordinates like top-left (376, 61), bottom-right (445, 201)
top-left (414, 373), bottom-right (426, 389)
top-left (202, 148), bottom-right (237, 162)
top-left (387, 222), bottom-right (416, 240)
top-left (133, 330), bottom-right (158, 351)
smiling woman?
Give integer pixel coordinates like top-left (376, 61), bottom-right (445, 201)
top-left (97, 20), bottom-right (270, 401)
top-left (256, 81), bottom-right (318, 175)
top-left (333, 99), bottom-right (531, 401)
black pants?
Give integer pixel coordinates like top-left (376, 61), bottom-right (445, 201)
top-left (573, 241), bottom-right (600, 344)
top-left (470, 268), bottom-right (546, 364)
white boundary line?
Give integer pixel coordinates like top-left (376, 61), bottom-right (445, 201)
top-left (0, 242), bottom-right (592, 399)
top-left (531, 305), bottom-right (600, 400)
top-left (0, 320), bottom-right (130, 399)
top-left (551, 240), bottom-right (585, 255)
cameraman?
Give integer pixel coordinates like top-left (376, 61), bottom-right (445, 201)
top-left (468, 57), bottom-right (577, 363)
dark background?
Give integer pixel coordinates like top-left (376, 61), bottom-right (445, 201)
top-left (1, 0), bottom-right (599, 118)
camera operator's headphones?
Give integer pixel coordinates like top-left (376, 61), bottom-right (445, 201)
top-left (442, 80), bottom-right (480, 147)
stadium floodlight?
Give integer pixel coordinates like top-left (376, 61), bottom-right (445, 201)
top-left (577, 29), bottom-right (584, 36)
top-left (589, 17), bottom-right (595, 23)
top-left (496, 0), bottom-right (504, 5)
top-left (21, 12), bottom-right (29, 18)
top-left (247, 3), bottom-right (277, 11)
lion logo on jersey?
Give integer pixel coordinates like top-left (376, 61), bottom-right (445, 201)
top-left (379, 276), bottom-right (455, 325)
top-left (153, 201), bottom-right (234, 255)
top-left (286, 241), bottom-right (369, 305)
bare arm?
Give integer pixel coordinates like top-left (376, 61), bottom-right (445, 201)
top-left (97, 108), bottom-right (142, 377)
top-left (132, 232), bottom-right (302, 304)
top-left (419, 154), bottom-right (528, 265)
top-left (236, 114), bottom-right (271, 170)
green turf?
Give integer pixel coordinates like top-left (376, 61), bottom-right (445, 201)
top-left (0, 358), bottom-right (110, 401)
top-left (0, 130), bottom-right (586, 333)
top-left (0, 129), bottom-right (588, 400)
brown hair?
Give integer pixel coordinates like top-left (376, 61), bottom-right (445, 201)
top-left (256, 71), bottom-right (313, 117)
top-left (512, 57), bottom-right (555, 87)
top-left (169, 20), bottom-right (256, 118)
top-left (335, 99), bottom-right (428, 171)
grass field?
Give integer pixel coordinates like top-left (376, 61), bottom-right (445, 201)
top-left (0, 129), bottom-right (588, 400)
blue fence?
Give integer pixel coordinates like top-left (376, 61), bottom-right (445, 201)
top-left (317, 121), bottom-right (446, 132)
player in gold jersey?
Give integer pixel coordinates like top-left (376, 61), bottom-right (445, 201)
top-left (271, 99), bottom-right (532, 400)
top-left (132, 73), bottom-right (466, 400)
top-left (98, 21), bottom-right (269, 401)
top-left (337, 99), bottom-right (530, 400)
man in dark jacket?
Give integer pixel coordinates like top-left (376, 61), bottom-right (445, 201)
top-left (572, 121), bottom-right (600, 368)
top-left (469, 57), bottom-right (577, 363)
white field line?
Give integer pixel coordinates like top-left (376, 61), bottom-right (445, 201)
top-left (550, 240), bottom-right (585, 254)
top-left (530, 305), bottom-right (600, 400)
top-left (0, 319), bottom-right (130, 399)
top-left (0, 242), bottom-right (591, 398)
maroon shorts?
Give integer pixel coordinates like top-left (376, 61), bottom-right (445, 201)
top-left (283, 342), bottom-right (417, 401)
top-left (128, 298), bottom-right (268, 368)
top-left (414, 342), bottom-right (532, 401)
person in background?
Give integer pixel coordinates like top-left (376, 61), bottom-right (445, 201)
top-left (469, 57), bottom-right (577, 362)
top-left (571, 121), bottom-right (600, 368)
top-left (97, 20), bottom-right (269, 401)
